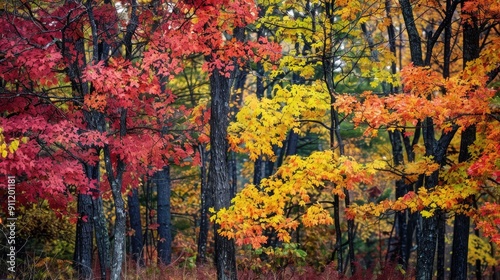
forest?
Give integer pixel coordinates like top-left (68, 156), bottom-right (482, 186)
top-left (0, 0), bottom-right (499, 279)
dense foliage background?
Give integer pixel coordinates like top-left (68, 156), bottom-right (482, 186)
top-left (0, 0), bottom-right (499, 279)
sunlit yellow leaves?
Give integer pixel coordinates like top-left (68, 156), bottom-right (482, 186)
top-left (349, 182), bottom-right (481, 221)
top-left (468, 140), bottom-right (500, 188)
top-left (213, 150), bottom-right (376, 248)
top-left (400, 156), bottom-right (440, 181)
top-left (276, 55), bottom-right (318, 79)
top-left (0, 128), bottom-right (22, 158)
top-left (228, 82), bottom-right (330, 160)
top-left (0, 145), bottom-right (6, 158)
top-left (468, 235), bottom-right (498, 267)
top-left (464, 37), bottom-right (500, 85)
top-left (302, 204), bottom-right (333, 227)
top-left (421, 210), bottom-right (434, 218)
top-left (8, 139), bottom-right (19, 153)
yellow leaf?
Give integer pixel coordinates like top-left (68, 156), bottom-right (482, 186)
top-left (9, 139), bottom-right (20, 153)
top-left (421, 210), bottom-right (433, 218)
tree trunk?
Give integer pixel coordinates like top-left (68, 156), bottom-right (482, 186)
top-left (83, 110), bottom-right (110, 279)
top-left (437, 6), bottom-right (453, 275)
top-left (417, 214), bottom-right (437, 280)
top-left (128, 188), bottom-right (145, 267)
top-left (103, 109), bottom-right (127, 280)
top-left (155, 166), bottom-right (173, 265)
top-left (384, 0), bottom-right (412, 268)
top-left (104, 151), bottom-right (126, 280)
top-left (210, 68), bottom-right (237, 280)
top-left (197, 145), bottom-right (210, 264)
top-left (417, 117), bottom-right (439, 280)
top-left (450, 210), bottom-right (471, 280)
top-left (389, 131), bottom-right (410, 267)
top-left (398, 0), bottom-right (424, 66)
top-left (109, 178), bottom-right (126, 280)
top-left (450, 125), bottom-right (476, 279)
top-left (253, 157), bottom-right (264, 186)
top-left (77, 99), bottom-right (110, 280)
top-left (110, 179), bottom-right (126, 280)
top-left (93, 194), bottom-right (111, 278)
top-left (475, 226), bottom-right (482, 280)
top-left (323, 2), bottom-right (355, 273)
top-left (67, 7), bottom-right (97, 278)
top-left (74, 194), bottom-right (94, 280)
top-left (417, 116), bottom-right (457, 280)
top-left (450, 1), bottom-right (479, 277)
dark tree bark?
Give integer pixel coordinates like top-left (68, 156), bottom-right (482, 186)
top-left (450, 1), bottom-right (480, 278)
top-left (417, 118), bottom-right (440, 280)
top-left (398, 0), bottom-right (424, 66)
top-left (450, 205), bottom-right (471, 280)
top-left (66, 5), bottom-right (104, 277)
top-left (450, 127), bottom-right (477, 279)
top-left (78, 112), bottom-right (110, 280)
top-left (66, 7), bottom-right (94, 276)
top-left (416, 117), bottom-right (457, 280)
top-left (197, 145), bottom-right (210, 264)
top-left (143, 178), bottom-right (154, 263)
top-left (389, 131), bottom-right (411, 266)
top-left (155, 166), bottom-right (172, 265)
top-left (435, 3), bottom-right (457, 278)
top-left (418, 134), bottom-right (432, 279)
top-left (443, 0), bottom-right (452, 79)
top-left (397, 1), bottom-right (462, 279)
top-left (128, 188), bottom-right (145, 267)
top-left (384, 0), bottom-right (413, 267)
top-left (92, 191), bottom-right (111, 278)
top-left (209, 68), bottom-right (237, 280)
top-left (74, 194), bottom-right (94, 279)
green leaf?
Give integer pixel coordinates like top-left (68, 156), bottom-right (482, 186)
top-left (296, 249), bottom-right (307, 259)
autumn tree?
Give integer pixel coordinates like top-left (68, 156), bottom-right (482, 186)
top-left (0, 1), bottom-right (199, 278)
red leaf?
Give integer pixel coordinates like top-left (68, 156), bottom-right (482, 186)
top-left (148, 223), bottom-right (159, 230)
